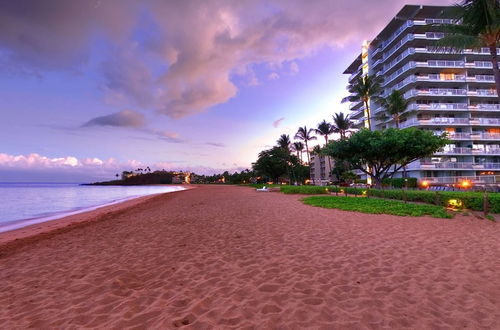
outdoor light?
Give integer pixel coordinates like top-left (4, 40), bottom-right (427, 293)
top-left (447, 199), bottom-right (463, 210)
top-left (460, 180), bottom-right (471, 189)
top-left (421, 180), bottom-right (429, 188)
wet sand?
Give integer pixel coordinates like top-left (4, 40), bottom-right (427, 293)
top-left (0, 185), bottom-right (499, 329)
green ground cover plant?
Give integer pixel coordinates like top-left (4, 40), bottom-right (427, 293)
top-left (302, 196), bottom-right (452, 218)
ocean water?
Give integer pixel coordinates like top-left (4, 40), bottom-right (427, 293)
top-left (0, 183), bottom-right (185, 233)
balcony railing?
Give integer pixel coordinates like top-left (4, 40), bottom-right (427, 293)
top-left (404, 89), bottom-right (467, 98)
top-left (470, 118), bottom-right (500, 125)
top-left (435, 148), bottom-right (500, 155)
top-left (414, 162), bottom-right (485, 169)
top-left (467, 75), bottom-right (495, 82)
top-left (400, 117), bottom-right (470, 128)
top-left (468, 89), bottom-right (498, 97)
top-left (436, 147), bottom-right (473, 155)
top-left (470, 104), bottom-right (500, 111)
top-left (408, 103), bottom-right (468, 111)
top-left (422, 176), bottom-right (500, 184)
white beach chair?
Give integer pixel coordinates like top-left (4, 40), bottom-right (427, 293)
top-left (256, 186), bottom-right (270, 192)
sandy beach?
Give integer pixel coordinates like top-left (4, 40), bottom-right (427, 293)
top-left (0, 185), bottom-right (499, 329)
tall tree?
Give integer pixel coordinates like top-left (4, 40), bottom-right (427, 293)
top-left (294, 126), bottom-right (317, 164)
top-left (437, 0), bottom-right (500, 96)
top-left (377, 90), bottom-right (410, 128)
top-left (332, 112), bottom-right (353, 139)
top-left (277, 134), bottom-right (291, 151)
top-left (342, 75), bottom-right (382, 130)
top-left (323, 128), bottom-right (449, 187)
top-left (291, 141), bottom-right (304, 163)
top-left (315, 120), bottom-right (335, 146)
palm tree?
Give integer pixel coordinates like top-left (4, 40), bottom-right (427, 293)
top-left (342, 75), bottom-right (382, 130)
top-left (437, 0), bottom-right (500, 96)
top-left (332, 112), bottom-right (353, 139)
top-left (294, 126), bottom-right (317, 164)
top-left (291, 141), bottom-right (305, 163)
top-left (277, 134), bottom-right (291, 151)
top-left (377, 90), bottom-right (410, 128)
top-left (315, 120), bottom-right (335, 146)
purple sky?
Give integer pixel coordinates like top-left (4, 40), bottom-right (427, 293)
top-left (0, 0), bottom-right (454, 182)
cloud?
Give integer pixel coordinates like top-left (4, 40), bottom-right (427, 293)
top-left (154, 130), bottom-right (185, 143)
top-left (267, 72), bottom-right (280, 80)
top-left (205, 142), bottom-right (226, 147)
top-left (0, 152), bottom-right (246, 181)
top-left (82, 110), bottom-right (145, 128)
top-left (273, 117), bottom-right (285, 128)
top-left (0, 0), bottom-right (455, 118)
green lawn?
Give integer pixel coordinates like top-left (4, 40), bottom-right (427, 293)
top-left (302, 196), bottom-right (452, 219)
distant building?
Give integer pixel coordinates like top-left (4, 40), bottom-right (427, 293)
top-left (343, 4), bottom-right (500, 187)
top-left (309, 154), bottom-right (334, 185)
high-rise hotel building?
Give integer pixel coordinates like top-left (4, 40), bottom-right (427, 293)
top-left (344, 5), bottom-right (499, 186)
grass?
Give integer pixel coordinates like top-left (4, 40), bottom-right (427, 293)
top-left (240, 183), bottom-right (282, 188)
top-left (302, 196), bottom-right (452, 219)
top-left (280, 185), bottom-right (330, 194)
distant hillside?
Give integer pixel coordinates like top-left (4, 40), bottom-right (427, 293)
top-left (87, 172), bottom-right (174, 185)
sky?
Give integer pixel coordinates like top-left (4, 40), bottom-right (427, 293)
top-left (0, 0), bottom-right (455, 182)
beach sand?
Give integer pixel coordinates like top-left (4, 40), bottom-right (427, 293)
top-left (0, 185), bottom-right (499, 329)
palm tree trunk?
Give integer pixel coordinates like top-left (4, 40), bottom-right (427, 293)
top-left (489, 45), bottom-right (500, 98)
top-left (305, 141), bottom-right (310, 164)
top-left (364, 99), bottom-right (372, 130)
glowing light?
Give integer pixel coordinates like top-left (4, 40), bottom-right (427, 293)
top-left (448, 199), bottom-right (463, 209)
top-left (460, 180), bottom-right (471, 189)
top-left (421, 180), bottom-right (429, 188)
top-left (362, 190), bottom-right (367, 195)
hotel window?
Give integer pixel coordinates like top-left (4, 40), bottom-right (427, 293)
top-left (440, 73), bottom-right (455, 80)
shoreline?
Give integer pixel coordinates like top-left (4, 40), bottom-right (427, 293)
top-left (0, 186), bottom-right (193, 256)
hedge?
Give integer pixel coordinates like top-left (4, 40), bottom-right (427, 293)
top-left (328, 187), bottom-right (499, 213)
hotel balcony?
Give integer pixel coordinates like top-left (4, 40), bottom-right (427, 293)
top-left (443, 133), bottom-right (500, 141)
top-left (407, 103), bottom-right (469, 111)
top-left (436, 148), bottom-right (500, 155)
top-left (468, 89), bottom-right (498, 97)
top-left (470, 104), bottom-right (500, 111)
top-left (470, 118), bottom-right (500, 126)
top-left (400, 117), bottom-right (470, 128)
top-left (421, 175), bottom-right (500, 185)
top-left (404, 88), bottom-right (467, 98)
top-left (410, 162), bottom-right (500, 170)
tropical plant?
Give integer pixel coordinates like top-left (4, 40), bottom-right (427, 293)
top-left (332, 112), bottom-right (353, 139)
top-left (315, 120), bottom-right (335, 146)
top-left (377, 90), bottom-right (410, 128)
top-left (294, 126), bottom-right (317, 164)
top-left (323, 128), bottom-right (449, 187)
top-left (437, 0), bottom-right (500, 96)
top-left (291, 141), bottom-right (305, 163)
top-left (342, 75), bottom-right (382, 130)
top-left (311, 145), bottom-right (323, 156)
top-left (277, 134), bottom-right (291, 151)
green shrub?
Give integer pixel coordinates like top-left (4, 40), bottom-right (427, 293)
top-left (302, 196), bottom-right (452, 219)
top-left (280, 186), bottom-right (330, 194)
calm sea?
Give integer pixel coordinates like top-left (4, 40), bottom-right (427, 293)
top-left (0, 183), bottom-right (185, 233)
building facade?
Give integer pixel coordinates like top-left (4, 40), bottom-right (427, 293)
top-left (344, 5), bottom-right (500, 186)
top-left (309, 154), bottom-right (334, 185)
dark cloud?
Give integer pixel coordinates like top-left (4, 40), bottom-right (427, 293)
top-left (205, 142), bottom-right (226, 147)
top-left (273, 117), bottom-right (285, 128)
top-left (0, 0), bottom-right (455, 117)
top-left (82, 110), bottom-right (145, 128)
